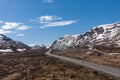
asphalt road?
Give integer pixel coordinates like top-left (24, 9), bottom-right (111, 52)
top-left (45, 50), bottom-right (120, 78)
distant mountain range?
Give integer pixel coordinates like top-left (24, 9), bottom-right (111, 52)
top-left (50, 21), bottom-right (120, 50)
top-left (1, 21), bottom-right (120, 52)
top-left (0, 34), bottom-right (31, 52)
top-left (0, 33), bottom-right (52, 53)
top-left (29, 43), bottom-right (51, 49)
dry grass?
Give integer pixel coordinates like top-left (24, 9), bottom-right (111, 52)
top-left (0, 49), bottom-right (117, 80)
top-left (1, 72), bottom-right (21, 80)
top-left (52, 48), bottom-right (120, 69)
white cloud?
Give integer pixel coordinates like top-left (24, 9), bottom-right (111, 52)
top-left (0, 22), bottom-right (30, 31)
top-left (0, 21), bottom-right (30, 35)
top-left (40, 20), bottom-right (76, 28)
top-left (1, 22), bottom-right (21, 30)
top-left (17, 25), bottom-right (29, 30)
top-left (43, 0), bottom-right (53, 3)
top-left (39, 15), bottom-right (62, 23)
top-left (0, 29), bottom-right (12, 34)
top-left (32, 15), bottom-right (77, 29)
top-left (17, 34), bottom-right (25, 36)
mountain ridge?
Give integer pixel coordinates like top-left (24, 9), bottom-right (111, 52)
top-left (50, 21), bottom-right (120, 50)
top-left (0, 34), bottom-right (31, 52)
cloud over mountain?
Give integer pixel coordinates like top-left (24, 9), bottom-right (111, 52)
top-left (31, 15), bottom-right (77, 29)
top-left (0, 21), bottom-right (30, 35)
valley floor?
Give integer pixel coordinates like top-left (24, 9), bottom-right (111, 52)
top-left (0, 49), bottom-right (117, 80)
top-left (51, 48), bottom-right (120, 69)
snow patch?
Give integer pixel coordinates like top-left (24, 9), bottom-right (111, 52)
top-left (0, 49), bottom-right (13, 52)
top-left (17, 48), bottom-right (26, 52)
top-left (51, 21), bottom-right (120, 50)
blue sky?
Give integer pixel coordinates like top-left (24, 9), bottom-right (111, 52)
top-left (0, 0), bottom-right (120, 45)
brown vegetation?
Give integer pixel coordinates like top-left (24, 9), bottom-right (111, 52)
top-left (51, 48), bottom-right (120, 69)
top-left (0, 49), bottom-right (117, 80)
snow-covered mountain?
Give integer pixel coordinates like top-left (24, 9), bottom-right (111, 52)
top-left (29, 44), bottom-right (46, 49)
top-left (29, 43), bottom-right (51, 49)
top-left (0, 34), bottom-right (31, 52)
top-left (51, 21), bottom-right (120, 50)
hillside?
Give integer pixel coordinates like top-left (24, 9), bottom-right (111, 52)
top-left (0, 34), bottom-right (31, 53)
top-left (0, 50), bottom-right (116, 80)
top-left (51, 22), bottom-right (120, 51)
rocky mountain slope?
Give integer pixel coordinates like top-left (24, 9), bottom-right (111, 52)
top-left (51, 21), bottom-right (120, 50)
top-left (0, 34), bottom-right (31, 52)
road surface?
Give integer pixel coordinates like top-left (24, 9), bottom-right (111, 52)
top-left (45, 50), bottom-right (120, 78)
